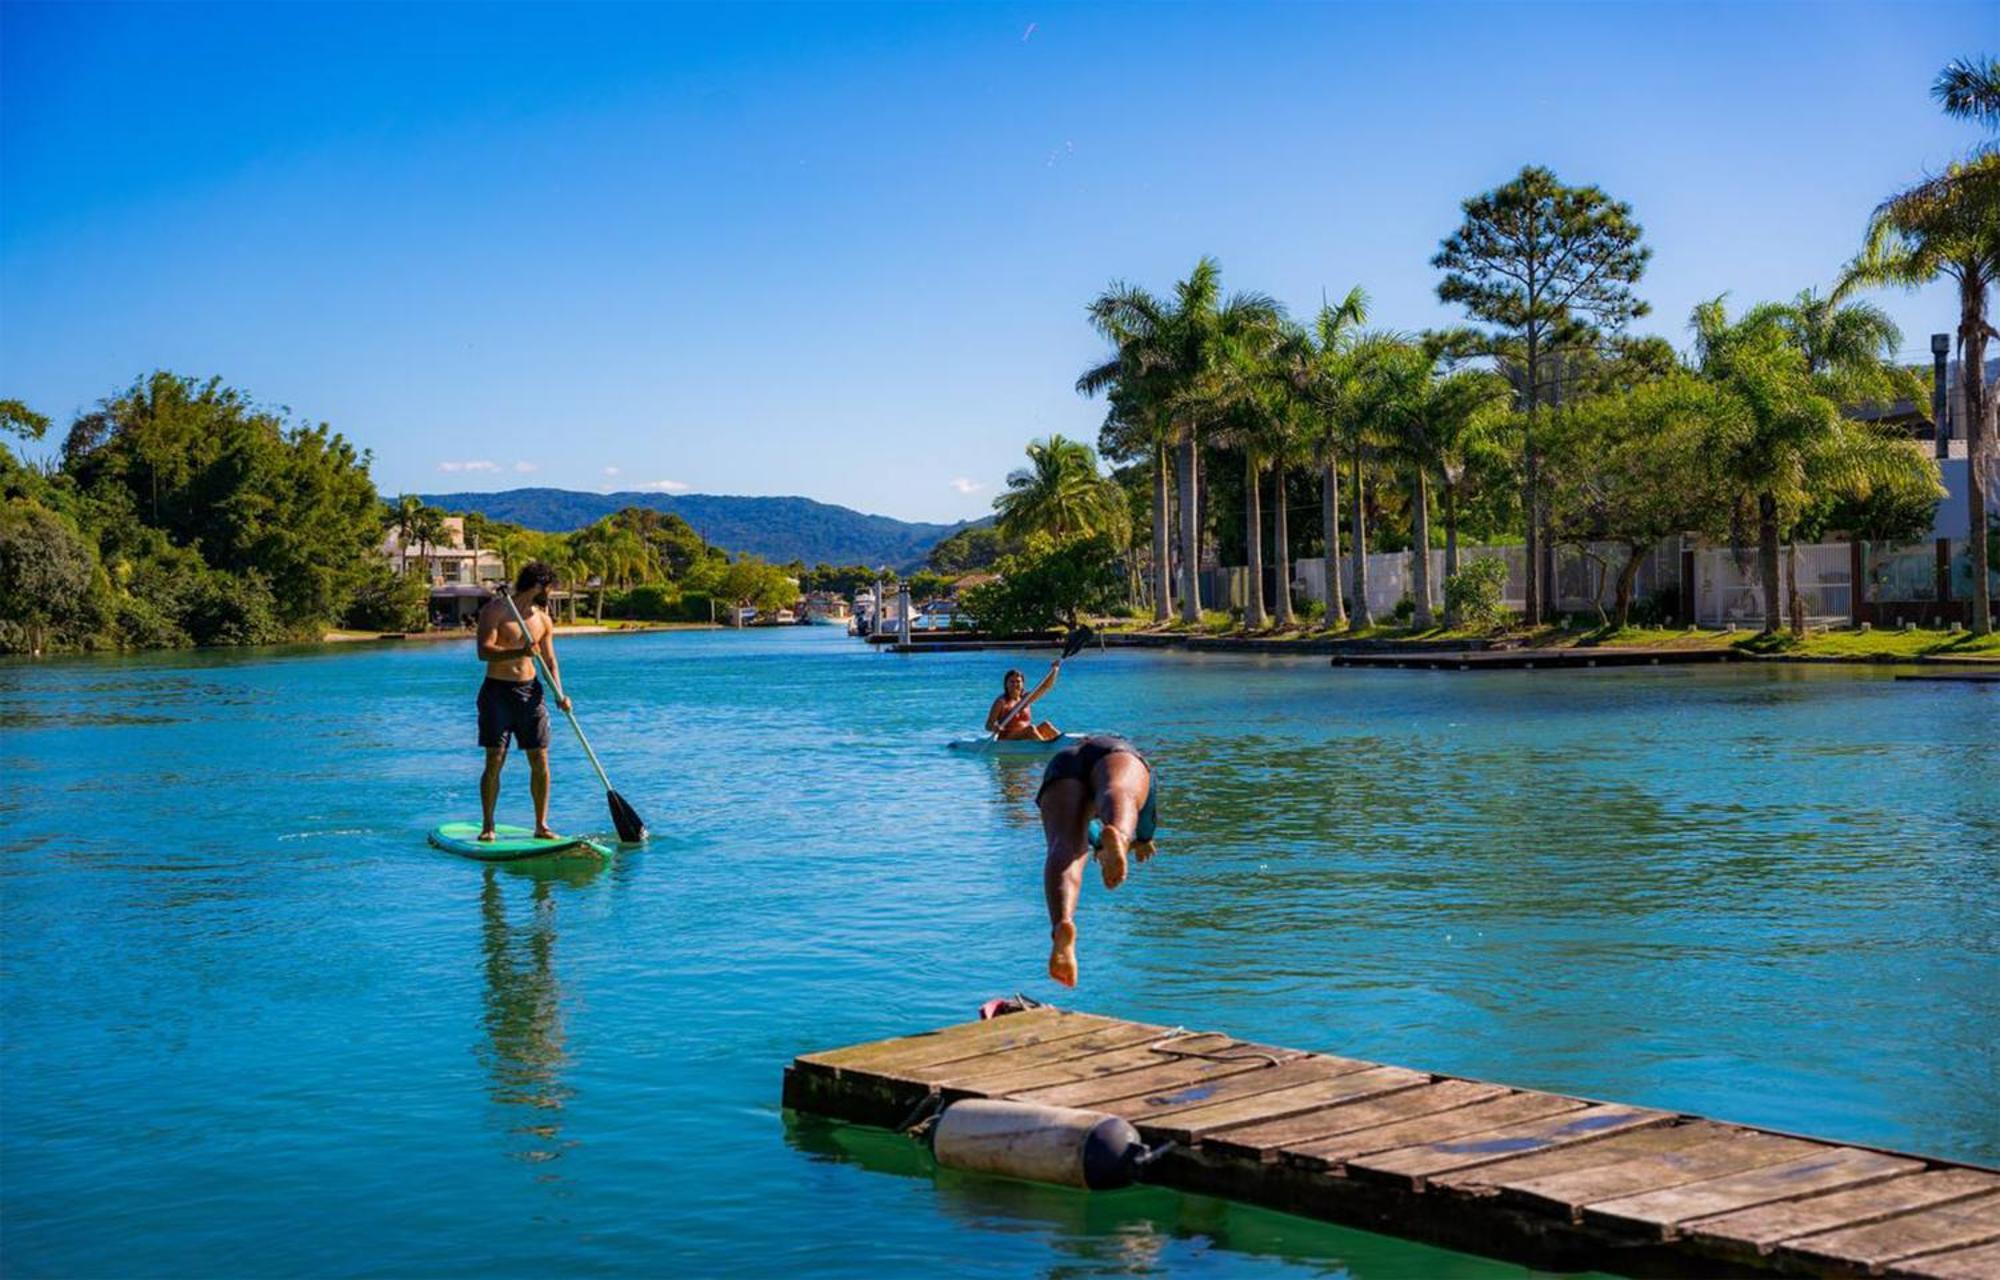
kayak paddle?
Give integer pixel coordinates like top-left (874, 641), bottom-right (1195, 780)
top-left (500, 590), bottom-right (648, 844)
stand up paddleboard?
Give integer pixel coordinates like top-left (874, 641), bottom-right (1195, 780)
top-left (947, 733), bottom-right (1086, 755)
top-left (428, 822), bottom-right (611, 862)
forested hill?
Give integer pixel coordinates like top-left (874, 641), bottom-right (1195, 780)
top-left (419, 488), bottom-right (972, 568)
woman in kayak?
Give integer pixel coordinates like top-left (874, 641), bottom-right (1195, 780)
top-left (985, 661), bottom-right (1063, 741)
top-left (1037, 734), bottom-right (1157, 987)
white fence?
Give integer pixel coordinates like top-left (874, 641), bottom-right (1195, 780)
top-left (1288, 540), bottom-right (1676, 622)
top-left (1226, 536), bottom-right (1988, 626)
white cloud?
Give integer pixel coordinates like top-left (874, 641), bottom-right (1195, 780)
top-left (438, 460), bottom-right (499, 473)
top-left (950, 477), bottom-right (984, 494)
top-left (637, 479), bottom-right (691, 493)
top-left (513, 461), bottom-right (539, 474)
top-left (602, 466), bottom-right (622, 477)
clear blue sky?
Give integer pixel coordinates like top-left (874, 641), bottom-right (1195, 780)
top-left (2, 2), bottom-right (1986, 523)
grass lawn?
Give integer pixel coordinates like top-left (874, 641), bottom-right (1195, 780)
top-left (1094, 616), bottom-right (1999, 661)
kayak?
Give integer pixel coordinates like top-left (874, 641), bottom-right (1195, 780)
top-left (428, 822), bottom-right (611, 861)
top-left (947, 733), bottom-right (1086, 755)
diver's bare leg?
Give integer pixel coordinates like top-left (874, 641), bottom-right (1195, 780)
top-left (1092, 754), bottom-right (1150, 890)
top-left (1038, 776), bottom-right (1092, 987)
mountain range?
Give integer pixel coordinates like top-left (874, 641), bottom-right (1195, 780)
top-left (420, 488), bottom-right (974, 569)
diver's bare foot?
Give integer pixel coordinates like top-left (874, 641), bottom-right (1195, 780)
top-left (1049, 921), bottom-right (1078, 988)
top-left (533, 826), bottom-right (558, 840)
top-left (477, 828), bottom-right (497, 843)
top-left (1133, 840), bottom-right (1156, 864)
top-left (1098, 827), bottom-right (1129, 889)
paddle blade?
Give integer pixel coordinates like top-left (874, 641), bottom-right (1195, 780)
top-left (1061, 624), bottom-right (1096, 660)
top-left (606, 789), bottom-right (648, 844)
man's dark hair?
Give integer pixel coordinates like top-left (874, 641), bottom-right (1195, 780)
top-left (514, 561), bottom-right (557, 595)
top-left (1004, 668), bottom-right (1025, 683)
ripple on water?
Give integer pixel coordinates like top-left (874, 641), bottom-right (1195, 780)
top-left (3, 633), bottom-right (1996, 1279)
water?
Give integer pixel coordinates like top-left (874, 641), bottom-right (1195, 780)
top-left (5, 629), bottom-right (1996, 1278)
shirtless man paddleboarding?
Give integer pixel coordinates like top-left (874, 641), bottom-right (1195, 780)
top-left (474, 562), bottom-right (571, 841)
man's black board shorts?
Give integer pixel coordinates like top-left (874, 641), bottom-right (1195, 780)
top-left (477, 676), bottom-right (551, 750)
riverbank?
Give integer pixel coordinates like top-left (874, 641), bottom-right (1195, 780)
top-left (1095, 620), bottom-right (2000, 665)
top-left (323, 621), bottom-right (722, 644)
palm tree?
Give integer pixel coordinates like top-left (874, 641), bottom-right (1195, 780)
top-left (1081, 327), bottom-right (1176, 622)
top-left (993, 435), bottom-right (1123, 543)
top-left (1850, 154), bottom-right (1999, 634)
top-left (393, 494), bottom-right (421, 576)
top-left (1694, 299), bottom-right (1943, 634)
top-left (1079, 258), bottom-right (1282, 623)
top-left (1935, 54), bottom-right (2000, 138)
top-left (1746, 288), bottom-right (1915, 630)
top-left (1288, 289), bottom-right (1369, 628)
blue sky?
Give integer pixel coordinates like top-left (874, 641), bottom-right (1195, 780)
top-left (1, 2), bottom-right (1987, 523)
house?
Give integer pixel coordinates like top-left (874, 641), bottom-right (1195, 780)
top-left (379, 516), bottom-right (507, 626)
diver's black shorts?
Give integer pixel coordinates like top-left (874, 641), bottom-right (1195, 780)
top-left (477, 677), bottom-right (551, 750)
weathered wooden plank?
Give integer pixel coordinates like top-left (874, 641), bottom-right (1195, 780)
top-left (1284, 1091), bottom-right (1588, 1170)
top-left (1890, 1238), bottom-right (2000, 1279)
top-left (1687, 1168), bottom-right (2000, 1255)
top-left (797, 1007), bottom-right (1067, 1068)
top-left (1432, 1120), bottom-right (1725, 1197)
top-left (1009, 1041), bottom-right (1304, 1109)
top-left (799, 1010), bottom-right (1122, 1076)
top-left (928, 1020), bottom-right (1173, 1088)
top-left (1351, 1104), bottom-right (1674, 1188)
top-left (1588, 1147), bottom-right (1926, 1238)
top-left (1132, 1065), bottom-right (1430, 1147)
top-left (1088, 1055), bottom-right (1382, 1124)
top-left (963, 1034), bottom-right (1238, 1095)
top-left (1205, 1079), bottom-right (1509, 1162)
top-left (1781, 1191), bottom-right (2000, 1272)
top-left (1496, 1130), bottom-right (1822, 1219)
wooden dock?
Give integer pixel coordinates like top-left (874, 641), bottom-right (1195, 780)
top-left (1331, 647), bottom-right (1742, 671)
top-left (783, 1009), bottom-right (2000, 1278)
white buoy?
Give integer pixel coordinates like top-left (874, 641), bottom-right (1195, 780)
top-left (931, 1098), bottom-right (1152, 1190)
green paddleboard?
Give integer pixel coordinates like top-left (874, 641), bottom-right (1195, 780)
top-left (428, 822), bottom-right (610, 862)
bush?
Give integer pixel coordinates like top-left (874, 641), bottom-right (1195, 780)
top-left (1630, 584), bottom-right (1680, 627)
top-left (344, 564), bottom-right (428, 632)
top-left (1390, 595), bottom-right (1416, 624)
top-left (610, 583), bottom-right (680, 621)
top-left (182, 570), bottom-right (286, 646)
top-left (1297, 598), bottom-right (1326, 622)
top-left (1443, 557), bottom-right (1509, 632)
top-left (960, 535), bottom-right (1122, 634)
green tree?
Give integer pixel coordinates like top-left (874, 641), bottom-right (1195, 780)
top-left (1370, 341), bottom-right (1512, 626)
top-left (1433, 165), bottom-right (1652, 624)
top-left (0, 502), bottom-right (104, 654)
top-left (992, 435), bottom-right (1126, 544)
top-left (1, 400), bottom-right (52, 442)
top-left (960, 534), bottom-right (1122, 633)
top-left (1692, 300), bottom-right (1944, 633)
top-left (1544, 376), bottom-right (1728, 626)
top-left (1288, 289), bottom-right (1370, 627)
top-left (1850, 126), bottom-right (1998, 633)
top-left (1077, 258), bottom-right (1282, 623)
top-left (927, 526), bottom-right (1005, 573)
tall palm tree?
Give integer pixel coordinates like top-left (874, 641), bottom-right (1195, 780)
top-left (1288, 289), bottom-right (1369, 628)
top-left (1079, 258), bottom-right (1281, 623)
top-left (1850, 154), bottom-right (1999, 634)
top-left (1694, 299), bottom-right (1943, 634)
top-left (1746, 288), bottom-right (1914, 631)
top-left (393, 494), bottom-right (422, 576)
top-left (993, 435), bottom-right (1123, 542)
top-left (1081, 370), bottom-right (1174, 621)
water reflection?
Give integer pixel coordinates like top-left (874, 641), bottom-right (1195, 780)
top-left (476, 857), bottom-right (603, 1170)
top-left (781, 1115), bottom-right (1557, 1279)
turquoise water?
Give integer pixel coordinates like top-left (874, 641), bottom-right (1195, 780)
top-left (5, 629), bottom-right (1996, 1278)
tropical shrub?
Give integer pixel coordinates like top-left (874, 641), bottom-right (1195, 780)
top-left (960, 534), bottom-right (1122, 634)
top-left (1443, 557), bottom-right (1509, 631)
top-left (344, 563), bottom-right (428, 632)
top-left (1391, 595), bottom-right (1416, 624)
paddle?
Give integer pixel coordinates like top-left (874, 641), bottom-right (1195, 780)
top-left (987, 624), bottom-right (1096, 742)
top-left (499, 589), bottom-right (648, 844)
